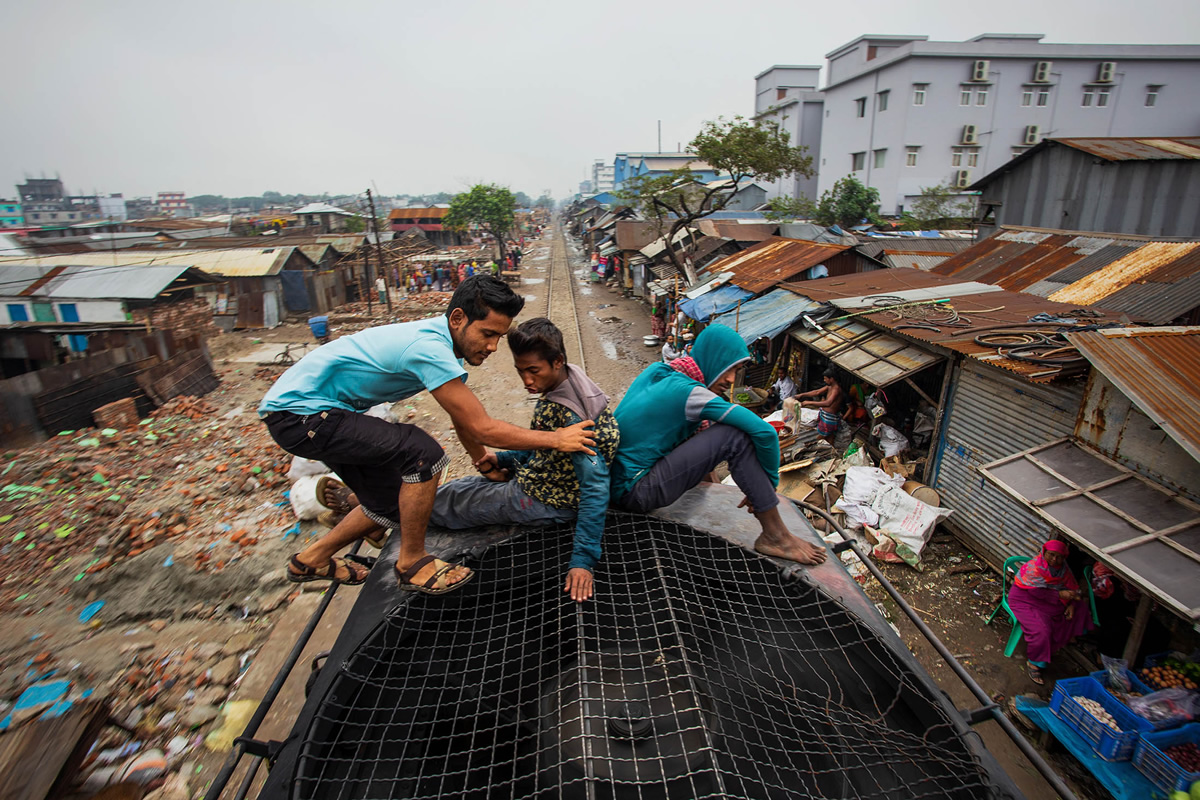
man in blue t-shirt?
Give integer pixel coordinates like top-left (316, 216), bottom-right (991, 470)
top-left (259, 275), bottom-right (597, 595)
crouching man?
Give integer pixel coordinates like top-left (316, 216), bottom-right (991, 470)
top-left (430, 318), bottom-right (619, 601)
top-left (258, 276), bottom-right (596, 595)
top-left (610, 323), bottom-right (827, 565)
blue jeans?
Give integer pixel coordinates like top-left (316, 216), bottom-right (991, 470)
top-left (430, 476), bottom-right (576, 530)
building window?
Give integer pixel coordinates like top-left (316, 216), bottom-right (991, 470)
top-left (1145, 85), bottom-right (1161, 107)
top-left (961, 85), bottom-right (988, 106)
top-left (873, 149), bottom-right (887, 168)
top-left (1012, 147), bottom-right (1030, 159)
top-left (1096, 86), bottom-right (1111, 107)
top-left (951, 147), bottom-right (980, 168)
top-left (851, 152), bottom-right (866, 171)
top-left (1021, 88), bottom-right (1033, 106)
top-left (912, 83), bottom-right (927, 106)
top-left (1037, 87), bottom-right (1050, 106)
top-left (877, 90), bottom-right (890, 111)
top-left (777, 88), bottom-right (787, 100)
top-left (855, 97), bottom-right (866, 117)
top-left (906, 146), bottom-right (920, 167)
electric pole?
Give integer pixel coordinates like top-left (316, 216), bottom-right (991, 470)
top-left (366, 189), bottom-right (392, 312)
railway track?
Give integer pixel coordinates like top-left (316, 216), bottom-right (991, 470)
top-left (544, 222), bottom-right (586, 372)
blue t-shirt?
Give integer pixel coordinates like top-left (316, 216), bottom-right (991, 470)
top-left (258, 316), bottom-right (466, 416)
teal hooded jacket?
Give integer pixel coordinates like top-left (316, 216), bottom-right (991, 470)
top-left (611, 323), bottom-right (780, 500)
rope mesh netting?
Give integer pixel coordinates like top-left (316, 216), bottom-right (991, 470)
top-left (294, 513), bottom-right (1001, 799)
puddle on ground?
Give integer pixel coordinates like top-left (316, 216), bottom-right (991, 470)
top-left (523, 277), bottom-right (545, 284)
top-left (597, 338), bottom-right (618, 359)
top-left (523, 295), bottom-right (538, 303)
top-left (578, 287), bottom-right (592, 295)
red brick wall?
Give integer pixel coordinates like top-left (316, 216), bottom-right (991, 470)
top-left (131, 298), bottom-right (218, 338)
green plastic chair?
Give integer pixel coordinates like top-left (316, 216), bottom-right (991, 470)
top-left (986, 556), bottom-right (1101, 658)
top-left (986, 556), bottom-right (1031, 658)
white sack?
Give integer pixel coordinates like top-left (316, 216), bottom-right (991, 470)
top-left (290, 473), bottom-right (333, 520)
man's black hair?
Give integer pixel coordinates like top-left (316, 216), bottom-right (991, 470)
top-left (508, 317), bottom-right (566, 365)
top-left (823, 367), bottom-right (838, 380)
top-left (446, 274), bottom-right (524, 322)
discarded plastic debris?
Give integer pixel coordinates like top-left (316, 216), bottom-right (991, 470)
top-left (79, 600), bottom-right (105, 623)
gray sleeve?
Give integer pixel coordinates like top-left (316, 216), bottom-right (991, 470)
top-left (684, 386), bottom-right (719, 422)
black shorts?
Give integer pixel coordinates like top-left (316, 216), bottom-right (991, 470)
top-left (263, 409), bottom-right (447, 528)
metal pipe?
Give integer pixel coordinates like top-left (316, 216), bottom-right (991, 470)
top-left (203, 549), bottom-right (354, 800)
top-left (791, 500), bottom-right (1081, 800)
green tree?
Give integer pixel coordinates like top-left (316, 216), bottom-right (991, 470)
top-left (811, 176), bottom-right (882, 228)
top-left (534, 194), bottom-right (555, 209)
top-left (444, 184), bottom-right (517, 262)
top-left (616, 116), bottom-right (812, 281)
top-left (513, 191), bottom-right (533, 209)
top-left (901, 183), bottom-right (976, 230)
top-left (343, 215), bottom-right (367, 233)
top-left (762, 195), bottom-right (815, 222)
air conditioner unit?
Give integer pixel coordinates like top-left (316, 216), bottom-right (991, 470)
top-left (971, 60), bottom-right (990, 82)
top-left (962, 124), bottom-right (979, 144)
top-left (1033, 61), bottom-right (1052, 83)
top-left (1097, 61), bottom-right (1116, 83)
top-left (1024, 125), bottom-right (1040, 145)
top-left (954, 170), bottom-right (971, 189)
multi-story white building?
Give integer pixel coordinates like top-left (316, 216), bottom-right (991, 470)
top-left (757, 34), bottom-right (1200, 216)
top-left (591, 160), bottom-right (615, 194)
top-left (753, 65), bottom-right (824, 203)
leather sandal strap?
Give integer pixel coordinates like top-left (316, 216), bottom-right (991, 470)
top-left (397, 554), bottom-right (437, 584)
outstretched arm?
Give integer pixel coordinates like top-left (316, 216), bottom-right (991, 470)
top-left (432, 379), bottom-right (596, 462)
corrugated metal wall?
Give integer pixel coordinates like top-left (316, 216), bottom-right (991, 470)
top-left (931, 360), bottom-right (1085, 569)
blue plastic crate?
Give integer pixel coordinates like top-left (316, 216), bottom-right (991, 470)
top-left (1089, 669), bottom-right (1186, 732)
top-left (1133, 723), bottom-right (1200, 794)
top-left (1050, 677), bottom-right (1150, 761)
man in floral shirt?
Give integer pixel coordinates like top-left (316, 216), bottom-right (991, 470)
top-left (430, 317), bottom-right (619, 601)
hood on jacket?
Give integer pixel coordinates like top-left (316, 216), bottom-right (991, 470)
top-left (690, 324), bottom-right (751, 389)
top-left (544, 364), bottom-right (609, 421)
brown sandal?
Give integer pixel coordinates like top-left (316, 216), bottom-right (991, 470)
top-left (1026, 661), bottom-right (1045, 686)
top-left (315, 476), bottom-right (355, 514)
top-left (396, 555), bottom-right (475, 595)
top-left (287, 554), bottom-right (369, 585)
top-left (364, 530), bottom-right (390, 550)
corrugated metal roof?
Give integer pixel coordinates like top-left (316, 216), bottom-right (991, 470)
top-left (881, 252), bottom-right (951, 271)
top-left (388, 207), bottom-right (450, 220)
top-left (293, 202), bottom-right (358, 216)
top-left (0, 263), bottom-right (212, 300)
top-left (614, 221), bottom-right (658, 251)
top-left (712, 288), bottom-right (822, 343)
top-left (701, 237), bottom-right (852, 294)
top-left (856, 238), bottom-right (973, 258)
top-left (778, 269), bottom-right (1127, 383)
top-left (0, 247), bottom-right (304, 278)
top-left (1054, 136), bottom-right (1200, 161)
top-left (1067, 327), bottom-right (1200, 463)
top-left (934, 227), bottom-right (1200, 324)
top-left (791, 318), bottom-right (944, 387)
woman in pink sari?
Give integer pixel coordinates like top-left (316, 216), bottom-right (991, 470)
top-left (1008, 539), bottom-right (1093, 684)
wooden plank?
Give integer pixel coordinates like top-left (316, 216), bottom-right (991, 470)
top-left (1032, 474), bottom-right (1134, 507)
top-left (903, 376), bottom-right (937, 407)
top-left (0, 698), bottom-right (109, 800)
top-left (1122, 594), bottom-right (1154, 664)
top-left (982, 436), bottom-right (1071, 469)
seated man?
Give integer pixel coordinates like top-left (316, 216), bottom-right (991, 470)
top-left (430, 318), bottom-right (619, 602)
top-left (794, 368), bottom-right (845, 443)
top-left (610, 324), bottom-right (827, 566)
top-left (258, 276), bottom-right (596, 595)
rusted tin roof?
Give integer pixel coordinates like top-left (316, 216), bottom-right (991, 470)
top-left (388, 208), bottom-right (451, 220)
top-left (1053, 136), bottom-right (1200, 161)
top-left (1067, 327), bottom-right (1200, 463)
top-left (702, 236), bottom-right (852, 294)
top-left (934, 227), bottom-right (1200, 324)
top-left (780, 269), bottom-right (1126, 383)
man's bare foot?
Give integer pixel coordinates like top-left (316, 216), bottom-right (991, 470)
top-left (754, 534), bottom-right (828, 565)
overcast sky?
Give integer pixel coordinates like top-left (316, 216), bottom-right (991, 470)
top-left (3, 0), bottom-right (1196, 202)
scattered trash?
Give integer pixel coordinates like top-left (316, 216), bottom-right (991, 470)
top-left (79, 600), bottom-right (105, 623)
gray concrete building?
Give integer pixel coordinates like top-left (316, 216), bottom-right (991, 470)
top-left (754, 65), bottom-right (824, 203)
top-left (757, 35), bottom-right (1200, 216)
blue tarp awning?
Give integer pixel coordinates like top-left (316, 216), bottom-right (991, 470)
top-left (711, 289), bottom-right (823, 343)
top-left (679, 284), bottom-right (753, 322)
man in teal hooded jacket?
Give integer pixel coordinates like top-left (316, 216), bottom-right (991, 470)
top-left (612, 324), bottom-right (827, 565)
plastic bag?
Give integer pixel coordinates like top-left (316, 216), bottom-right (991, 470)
top-left (1128, 688), bottom-right (1200, 726)
top-left (1099, 655), bottom-right (1133, 693)
top-left (865, 389), bottom-right (888, 420)
top-left (290, 473), bottom-right (331, 520)
top-left (287, 456), bottom-right (329, 482)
